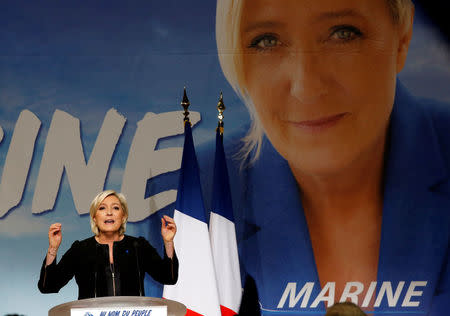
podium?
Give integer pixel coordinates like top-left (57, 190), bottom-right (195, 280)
top-left (48, 296), bottom-right (187, 316)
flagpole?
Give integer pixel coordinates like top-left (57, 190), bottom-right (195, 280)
top-left (210, 92), bottom-right (242, 315)
top-left (163, 87), bottom-right (222, 316)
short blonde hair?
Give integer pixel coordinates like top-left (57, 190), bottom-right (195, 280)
top-left (325, 302), bottom-right (367, 316)
top-left (216, 0), bottom-right (414, 165)
top-left (89, 190), bottom-right (129, 236)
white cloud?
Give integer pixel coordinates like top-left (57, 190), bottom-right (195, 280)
top-left (0, 117), bottom-right (21, 133)
top-left (0, 198), bottom-right (83, 238)
top-left (193, 126), bottom-right (216, 146)
top-left (0, 85), bottom-right (28, 112)
top-left (403, 23), bottom-right (450, 75)
top-left (151, 20), bottom-right (170, 39)
top-left (105, 166), bottom-right (125, 190)
top-left (154, 25), bottom-right (169, 39)
top-left (0, 204), bottom-right (87, 238)
top-left (399, 21), bottom-right (450, 102)
top-left (0, 206), bottom-right (51, 237)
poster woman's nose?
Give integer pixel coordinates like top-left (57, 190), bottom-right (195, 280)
top-left (288, 50), bottom-right (328, 105)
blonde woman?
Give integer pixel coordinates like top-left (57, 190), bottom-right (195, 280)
top-left (325, 302), bottom-right (367, 316)
top-left (38, 190), bottom-right (178, 298)
top-left (215, 0), bottom-right (449, 314)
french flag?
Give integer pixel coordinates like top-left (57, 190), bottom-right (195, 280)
top-left (163, 121), bottom-right (221, 316)
top-left (209, 128), bottom-right (242, 315)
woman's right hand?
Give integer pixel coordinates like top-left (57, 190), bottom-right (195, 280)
top-left (46, 223), bottom-right (62, 266)
top-left (48, 223), bottom-right (62, 251)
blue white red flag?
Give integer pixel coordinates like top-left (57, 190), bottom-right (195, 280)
top-left (163, 122), bottom-right (221, 316)
top-left (209, 128), bottom-right (242, 315)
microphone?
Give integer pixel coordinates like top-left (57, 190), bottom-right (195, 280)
top-left (133, 240), bottom-right (144, 296)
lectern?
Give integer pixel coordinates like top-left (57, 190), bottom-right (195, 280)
top-left (48, 296), bottom-right (186, 316)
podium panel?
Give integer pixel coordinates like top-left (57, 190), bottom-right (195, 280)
top-left (48, 296), bottom-right (186, 316)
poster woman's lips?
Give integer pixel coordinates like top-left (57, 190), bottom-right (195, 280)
top-left (290, 113), bottom-right (349, 132)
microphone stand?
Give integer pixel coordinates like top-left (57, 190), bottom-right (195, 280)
top-left (133, 240), bottom-right (144, 296)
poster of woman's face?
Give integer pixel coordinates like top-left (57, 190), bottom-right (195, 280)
top-left (0, 0), bottom-right (448, 315)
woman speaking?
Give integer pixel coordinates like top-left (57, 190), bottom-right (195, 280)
top-left (38, 190), bottom-right (178, 299)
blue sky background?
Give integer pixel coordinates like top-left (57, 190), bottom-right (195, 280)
top-left (0, 1), bottom-right (448, 315)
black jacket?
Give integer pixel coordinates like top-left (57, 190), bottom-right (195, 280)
top-left (38, 235), bottom-right (178, 299)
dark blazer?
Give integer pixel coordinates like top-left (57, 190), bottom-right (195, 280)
top-left (38, 235), bottom-right (178, 299)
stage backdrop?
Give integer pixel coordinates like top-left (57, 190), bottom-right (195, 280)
top-left (0, 1), bottom-right (448, 315)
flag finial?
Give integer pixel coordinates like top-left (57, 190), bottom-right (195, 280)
top-left (217, 92), bottom-right (225, 134)
top-left (182, 87), bottom-right (191, 124)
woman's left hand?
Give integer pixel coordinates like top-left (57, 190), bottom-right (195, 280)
top-left (161, 215), bottom-right (177, 243)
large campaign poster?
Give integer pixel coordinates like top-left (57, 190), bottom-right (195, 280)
top-left (0, 1), bottom-right (448, 315)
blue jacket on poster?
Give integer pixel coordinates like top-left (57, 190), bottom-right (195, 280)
top-left (197, 82), bottom-right (450, 316)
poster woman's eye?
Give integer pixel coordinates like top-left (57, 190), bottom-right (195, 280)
top-left (249, 34), bottom-right (280, 49)
top-left (330, 25), bottom-right (363, 42)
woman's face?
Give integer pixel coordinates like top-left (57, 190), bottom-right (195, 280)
top-left (94, 195), bottom-right (125, 235)
top-left (240, 0), bottom-right (412, 176)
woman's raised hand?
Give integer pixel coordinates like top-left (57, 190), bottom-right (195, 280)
top-left (161, 215), bottom-right (177, 259)
top-left (161, 215), bottom-right (177, 243)
top-left (48, 223), bottom-right (62, 250)
top-left (46, 223), bottom-right (62, 266)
